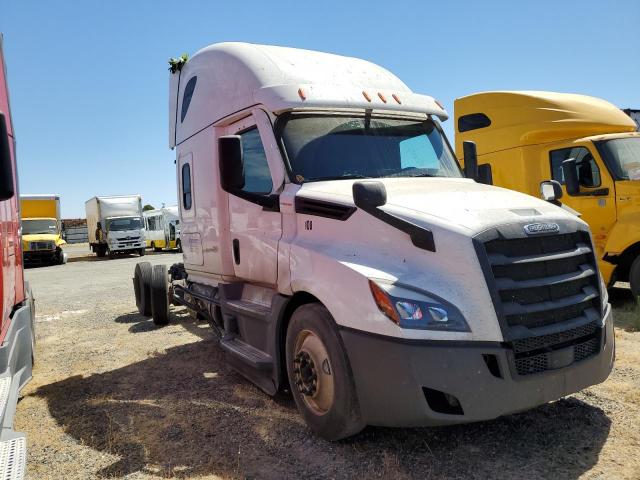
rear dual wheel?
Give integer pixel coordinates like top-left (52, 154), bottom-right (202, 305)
top-left (134, 262), bottom-right (152, 316)
top-left (285, 303), bottom-right (364, 441)
top-left (630, 256), bottom-right (640, 299)
top-left (150, 264), bottom-right (170, 326)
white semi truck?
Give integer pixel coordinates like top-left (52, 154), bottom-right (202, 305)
top-left (134, 43), bottom-right (614, 440)
top-left (86, 195), bottom-right (145, 258)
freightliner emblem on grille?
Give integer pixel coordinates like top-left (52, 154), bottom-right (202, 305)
top-left (523, 222), bottom-right (560, 235)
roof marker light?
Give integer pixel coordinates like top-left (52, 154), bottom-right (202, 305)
top-left (362, 91), bottom-right (372, 102)
top-left (392, 94), bottom-right (401, 104)
top-left (378, 93), bottom-right (387, 103)
top-left (298, 88), bottom-right (306, 100)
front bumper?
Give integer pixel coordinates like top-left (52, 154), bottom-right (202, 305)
top-left (340, 304), bottom-right (614, 427)
top-left (110, 241), bottom-right (144, 252)
top-left (23, 249), bottom-right (58, 264)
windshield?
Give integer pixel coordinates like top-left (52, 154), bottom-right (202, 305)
top-left (22, 219), bottom-right (58, 235)
top-left (106, 217), bottom-right (143, 232)
top-left (596, 137), bottom-right (640, 180)
top-left (278, 114), bottom-right (462, 182)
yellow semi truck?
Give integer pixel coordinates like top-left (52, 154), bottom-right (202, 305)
top-left (20, 194), bottom-right (67, 265)
top-left (454, 91), bottom-right (640, 295)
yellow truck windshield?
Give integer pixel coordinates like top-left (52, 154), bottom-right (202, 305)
top-left (597, 137), bottom-right (640, 180)
top-left (22, 219), bottom-right (57, 234)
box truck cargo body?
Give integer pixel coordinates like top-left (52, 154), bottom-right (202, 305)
top-left (136, 43), bottom-right (614, 440)
top-left (455, 92), bottom-right (640, 296)
top-left (0, 33), bottom-right (34, 479)
top-left (143, 206), bottom-right (181, 251)
top-left (86, 195), bottom-right (145, 258)
top-left (20, 194), bottom-right (67, 265)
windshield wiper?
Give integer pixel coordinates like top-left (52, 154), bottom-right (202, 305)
top-left (305, 174), bottom-right (371, 182)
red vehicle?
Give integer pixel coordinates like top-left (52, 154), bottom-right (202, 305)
top-left (0, 34), bottom-right (34, 479)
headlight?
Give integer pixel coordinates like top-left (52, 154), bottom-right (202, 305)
top-left (600, 275), bottom-right (609, 313)
top-left (369, 280), bottom-right (470, 332)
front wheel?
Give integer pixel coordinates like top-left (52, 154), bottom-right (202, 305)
top-left (630, 255), bottom-right (640, 299)
top-left (285, 303), bottom-right (364, 441)
top-left (139, 248), bottom-right (145, 257)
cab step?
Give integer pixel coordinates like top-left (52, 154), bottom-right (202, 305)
top-left (223, 299), bottom-right (271, 320)
top-left (0, 376), bottom-right (11, 426)
top-left (220, 336), bottom-right (273, 371)
top-left (0, 435), bottom-right (26, 480)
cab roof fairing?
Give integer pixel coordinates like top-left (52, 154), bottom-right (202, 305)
top-left (169, 42), bottom-right (447, 148)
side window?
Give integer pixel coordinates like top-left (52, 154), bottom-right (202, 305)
top-left (239, 128), bottom-right (273, 194)
top-left (550, 147), bottom-right (601, 188)
top-left (458, 113), bottom-right (491, 133)
top-left (181, 76), bottom-right (197, 123)
top-left (182, 163), bottom-right (192, 209)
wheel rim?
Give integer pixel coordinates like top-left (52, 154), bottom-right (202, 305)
top-left (293, 329), bottom-right (334, 415)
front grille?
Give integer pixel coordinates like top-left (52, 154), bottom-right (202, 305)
top-left (514, 334), bottom-right (601, 376)
top-left (476, 226), bottom-right (604, 377)
top-left (512, 320), bottom-right (599, 354)
top-left (30, 241), bottom-right (54, 251)
top-left (482, 231), bottom-right (600, 330)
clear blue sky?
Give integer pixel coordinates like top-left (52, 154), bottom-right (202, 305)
top-left (1, 0), bottom-right (638, 217)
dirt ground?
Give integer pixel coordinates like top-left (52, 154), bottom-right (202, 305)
top-left (16, 246), bottom-right (640, 479)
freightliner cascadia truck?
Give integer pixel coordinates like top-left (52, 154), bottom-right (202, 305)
top-left (20, 194), bottom-right (67, 265)
top-left (0, 34), bottom-right (35, 478)
top-left (455, 92), bottom-right (640, 296)
top-left (86, 195), bottom-right (146, 258)
top-left (134, 43), bottom-right (614, 440)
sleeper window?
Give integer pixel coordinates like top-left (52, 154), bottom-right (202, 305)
top-left (182, 163), bottom-right (192, 210)
top-left (181, 76), bottom-right (197, 123)
top-left (239, 128), bottom-right (273, 194)
top-left (550, 147), bottom-right (601, 188)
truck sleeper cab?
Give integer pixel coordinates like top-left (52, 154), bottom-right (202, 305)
top-left (141, 43), bottom-right (614, 440)
top-left (455, 91), bottom-right (640, 296)
top-left (0, 33), bottom-right (34, 478)
top-left (143, 206), bottom-right (181, 251)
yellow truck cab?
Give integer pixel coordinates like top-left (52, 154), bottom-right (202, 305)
top-left (20, 194), bottom-right (67, 265)
top-left (454, 91), bottom-right (640, 295)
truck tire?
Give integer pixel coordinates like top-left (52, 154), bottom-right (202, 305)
top-left (134, 262), bottom-right (152, 316)
top-left (176, 239), bottom-right (182, 253)
top-left (139, 248), bottom-right (145, 257)
top-left (285, 303), bottom-right (364, 441)
top-left (152, 242), bottom-right (162, 252)
top-left (150, 264), bottom-right (170, 326)
top-left (630, 255), bottom-right (640, 299)
top-left (96, 245), bottom-right (106, 258)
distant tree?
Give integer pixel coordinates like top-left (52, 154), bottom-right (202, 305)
top-left (143, 204), bottom-right (155, 211)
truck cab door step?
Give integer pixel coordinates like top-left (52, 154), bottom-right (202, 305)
top-left (220, 337), bottom-right (273, 371)
top-left (223, 299), bottom-right (271, 321)
top-left (0, 435), bottom-right (26, 480)
top-left (0, 376), bottom-right (11, 427)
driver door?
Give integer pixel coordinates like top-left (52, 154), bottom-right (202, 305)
top-left (221, 111), bottom-right (284, 285)
top-left (548, 142), bottom-right (617, 257)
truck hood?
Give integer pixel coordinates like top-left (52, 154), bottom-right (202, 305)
top-left (297, 177), bottom-right (577, 234)
top-left (22, 233), bottom-right (65, 245)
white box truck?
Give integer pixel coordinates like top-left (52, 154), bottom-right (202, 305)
top-left (134, 43), bottom-right (614, 440)
top-left (143, 205), bottom-right (181, 251)
top-left (86, 195), bottom-right (145, 258)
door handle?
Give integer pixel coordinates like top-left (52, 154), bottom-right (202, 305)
top-left (232, 238), bottom-right (240, 265)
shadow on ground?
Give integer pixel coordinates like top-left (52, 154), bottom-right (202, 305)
top-left (34, 311), bottom-right (612, 479)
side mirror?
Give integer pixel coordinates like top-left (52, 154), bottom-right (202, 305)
top-left (463, 141), bottom-right (478, 180)
top-left (477, 164), bottom-right (493, 185)
top-left (0, 112), bottom-right (15, 201)
top-left (219, 135), bottom-right (245, 191)
top-left (562, 158), bottom-right (579, 196)
top-left (353, 181), bottom-right (387, 209)
top-left (540, 180), bottom-right (563, 202)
